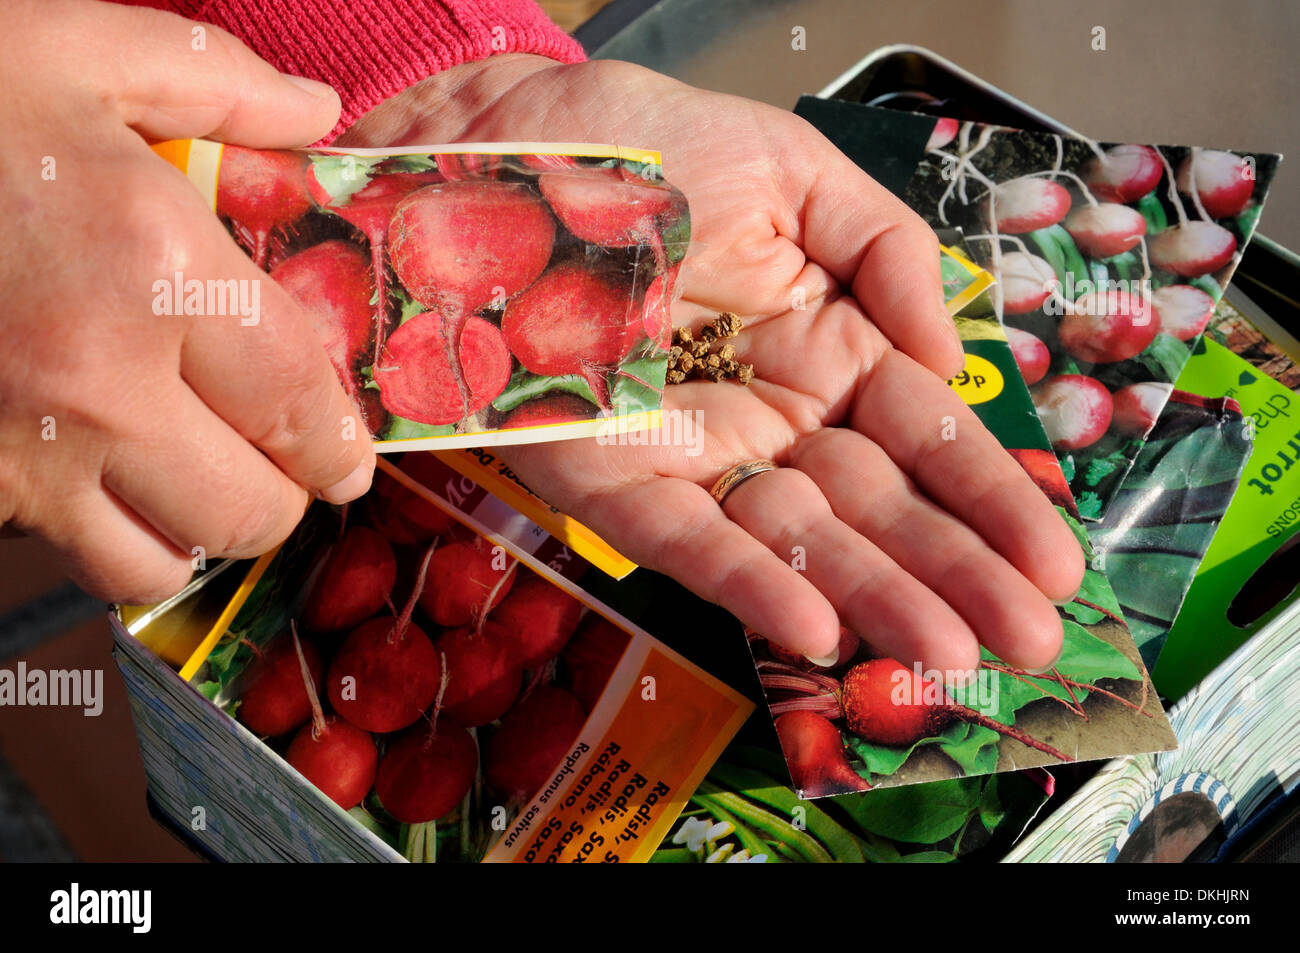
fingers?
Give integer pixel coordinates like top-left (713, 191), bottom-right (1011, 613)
top-left (850, 221), bottom-right (964, 378)
top-left (849, 350), bottom-right (1086, 603)
top-left (790, 428), bottom-right (1065, 671)
top-left (180, 305), bottom-right (376, 506)
top-left (102, 385), bottom-right (309, 563)
top-left (721, 466), bottom-right (983, 676)
top-left (567, 475), bottom-right (843, 658)
top-left (167, 188), bottom-right (376, 503)
top-left (92, 3), bottom-right (339, 145)
top-left (782, 119), bottom-right (965, 377)
top-left (48, 489), bottom-right (195, 606)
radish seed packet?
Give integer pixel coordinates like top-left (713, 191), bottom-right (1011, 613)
top-left (903, 118), bottom-right (1279, 521)
top-left (793, 97), bottom-right (1280, 521)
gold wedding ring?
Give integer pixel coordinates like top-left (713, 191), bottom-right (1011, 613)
top-left (709, 459), bottom-right (778, 506)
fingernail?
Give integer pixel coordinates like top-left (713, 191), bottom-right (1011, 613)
top-left (1024, 643), bottom-right (1065, 676)
top-left (803, 650), bottom-right (840, 668)
top-left (320, 458), bottom-right (374, 504)
top-left (282, 73), bottom-right (337, 99)
top-left (949, 337), bottom-right (966, 372)
top-left (1051, 583), bottom-right (1085, 607)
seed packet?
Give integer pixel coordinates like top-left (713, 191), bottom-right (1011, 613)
top-left (653, 719), bottom-right (1054, 864)
top-left (146, 453), bottom-right (750, 863)
top-left (903, 121), bottom-right (1278, 521)
top-left (152, 139), bottom-right (688, 450)
top-left (1086, 389), bottom-right (1252, 672)
top-left (1154, 293), bottom-right (1300, 699)
top-left (791, 97), bottom-right (1279, 521)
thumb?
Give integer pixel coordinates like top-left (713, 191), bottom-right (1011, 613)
top-left (95, 5), bottom-right (340, 147)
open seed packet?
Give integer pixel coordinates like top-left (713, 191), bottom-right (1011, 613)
top-left (128, 453), bottom-right (750, 863)
top-left (153, 140), bottom-right (688, 450)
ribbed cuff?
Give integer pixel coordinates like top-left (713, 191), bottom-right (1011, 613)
top-left (186, 0), bottom-right (587, 141)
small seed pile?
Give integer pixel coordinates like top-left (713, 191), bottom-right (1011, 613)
top-left (667, 312), bottom-right (754, 385)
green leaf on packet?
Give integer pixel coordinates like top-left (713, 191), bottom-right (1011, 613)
top-left (384, 416), bottom-right (455, 441)
top-left (844, 719), bottom-right (971, 778)
top-left (307, 154), bottom-right (387, 206)
top-left (1084, 449), bottom-right (1129, 486)
top-left (978, 773), bottom-right (1009, 831)
top-left (492, 366), bottom-right (599, 414)
top-left (832, 777), bottom-right (981, 843)
top-left (661, 211), bottom-right (692, 265)
top-left (611, 351), bottom-right (667, 416)
top-left (845, 717), bottom-right (999, 780)
top-left (1076, 491), bottom-right (1103, 520)
top-left (1188, 274), bottom-right (1222, 303)
top-left (1137, 191), bottom-right (1168, 234)
top-left (1054, 619), bottom-right (1142, 683)
top-left (1235, 203), bottom-right (1263, 240)
top-left (380, 154), bottom-right (438, 175)
top-left (895, 850), bottom-right (957, 863)
top-left (1069, 566), bottom-right (1125, 621)
top-left (1136, 332), bottom-right (1193, 381)
top-left (1058, 453), bottom-right (1076, 482)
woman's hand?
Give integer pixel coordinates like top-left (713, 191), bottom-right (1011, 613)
top-left (340, 55), bottom-right (1084, 675)
top-left (0, 0), bottom-right (375, 603)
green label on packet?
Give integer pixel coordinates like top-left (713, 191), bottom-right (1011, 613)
top-left (1155, 337), bottom-right (1300, 699)
top-left (1170, 339), bottom-right (1296, 560)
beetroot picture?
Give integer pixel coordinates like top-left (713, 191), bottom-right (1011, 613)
top-left (905, 121), bottom-right (1278, 519)
top-left (206, 143), bottom-right (689, 451)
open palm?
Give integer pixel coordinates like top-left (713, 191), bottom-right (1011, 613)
top-left (339, 55), bottom-right (1083, 673)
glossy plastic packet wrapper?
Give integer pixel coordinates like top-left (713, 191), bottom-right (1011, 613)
top-left (152, 139), bottom-right (689, 450)
top-left (1087, 389), bottom-right (1251, 671)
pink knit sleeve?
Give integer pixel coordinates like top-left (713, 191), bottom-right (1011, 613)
top-left (118, 1), bottom-right (587, 140)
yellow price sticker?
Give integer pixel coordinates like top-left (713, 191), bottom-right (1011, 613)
top-left (947, 353), bottom-right (1004, 405)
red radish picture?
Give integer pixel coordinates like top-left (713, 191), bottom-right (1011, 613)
top-left (306, 166), bottom-right (443, 369)
top-left (210, 484), bottom-right (655, 860)
top-left (212, 145), bottom-right (689, 451)
top-left (908, 122), bottom-right (1278, 520)
top-left (300, 524), bottom-right (397, 634)
top-left (237, 632), bottom-right (325, 738)
top-left (484, 684), bottom-right (588, 804)
top-left (751, 566), bottom-right (1169, 796)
